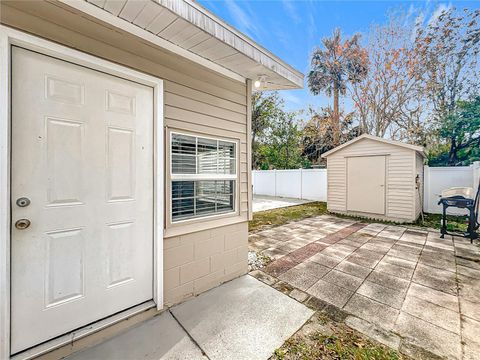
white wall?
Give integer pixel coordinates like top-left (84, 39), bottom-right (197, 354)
top-left (423, 162), bottom-right (480, 214)
top-left (252, 169), bottom-right (327, 201)
top-left (253, 162), bottom-right (480, 215)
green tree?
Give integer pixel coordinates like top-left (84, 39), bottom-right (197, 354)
top-left (258, 111), bottom-right (307, 170)
top-left (437, 96), bottom-right (480, 165)
top-left (251, 91), bottom-right (283, 169)
top-left (308, 28), bottom-right (368, 146)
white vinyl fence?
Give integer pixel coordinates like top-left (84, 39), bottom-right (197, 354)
top-left (252, 169), bottom-right (327, 201)
top-left (423, 162), bottom-right (480, 214)
top-left (253, 162), bottom-right (480, 214)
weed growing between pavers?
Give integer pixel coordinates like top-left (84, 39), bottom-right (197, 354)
top-left (270, 313), bottom-right (404, 360)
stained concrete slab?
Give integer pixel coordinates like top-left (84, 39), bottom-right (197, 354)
top-left (307, 279), bottom-right (353, 308)
top-left (278, 262), bottom-right (328, 291)
top-left (334, 260), bottom-right (372, 279)
top-left (413, 263), bottom-right (457, 295)
top-left (67, 311), bottom-right (207, 360)
top-left (375, 261), bottom-right (414, 280)
top-left (402, 295), bottom-right (461, 334)
top-left (322, 269), bottom-right (363, 291)
top-left (461, 298), bottom-right (480, 322)
top-left (170, 275), bottom-right (314, 360)
top-left (345, 316), bottom-right (401, 350)
top-left (394, 312), bottom-right (461, 360)
top-left (407, 282), bottom-right (459, 312)
top-left (344, 294), bottom-right (399, 330)
top-left (357, 281), bottom-right (405, 309)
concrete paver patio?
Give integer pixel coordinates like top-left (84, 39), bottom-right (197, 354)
top-left (249, 215), bottom-right (480, 360)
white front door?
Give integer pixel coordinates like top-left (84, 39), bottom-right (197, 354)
top-left (10, 47), bottom-right (154, 354)
top-left (347, 155), bottom-right (386, 215)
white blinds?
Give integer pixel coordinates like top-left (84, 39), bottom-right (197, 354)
top-left (172, 134), bottom-right (235, 176)
top-left (171, 133), bottom-right (236, 222)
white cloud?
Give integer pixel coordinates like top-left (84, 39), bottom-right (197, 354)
top-left (428, 3), bottom-right (452, 26)
top-left (282, 92), bottom-right (303, 106)
top-left (224, 0), bottom-right (259, 39)
top-left (282, 0), bottom-right (301, 24)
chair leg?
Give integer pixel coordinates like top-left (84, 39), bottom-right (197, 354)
top-left (467, 206), bottom-right (475, 243)
top-left (440, 205), bottom-right (447, 238)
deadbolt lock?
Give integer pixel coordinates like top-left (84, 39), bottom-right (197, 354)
top-left (16, 197), bottom-right (30, 207)
top-left (15, 219), bottom-right (31, 230)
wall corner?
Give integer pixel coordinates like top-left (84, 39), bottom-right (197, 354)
top-left (246, 79), bottom-right (253, 221)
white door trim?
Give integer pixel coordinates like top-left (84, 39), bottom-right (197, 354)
top-left (0, 25), bottom-right (164, 359)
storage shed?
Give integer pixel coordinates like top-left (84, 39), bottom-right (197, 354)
top-left (321, 134), bottom-right (425, 223)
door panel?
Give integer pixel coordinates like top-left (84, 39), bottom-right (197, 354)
top-left (10, 47), bottom-right (154, 354)
top-left (347, 156), bottom-right (386, 215)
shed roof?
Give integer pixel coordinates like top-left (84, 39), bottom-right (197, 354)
top-left (321, 134), bottom-right (426, 158)
top-left (79, 0), bottom-right (303, 90)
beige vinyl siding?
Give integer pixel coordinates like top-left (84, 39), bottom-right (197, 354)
top-left (326, 157), bottom-right (347, 211)
top-left (1, 1), bottom-right (250, 234)
top-left (326, 138), bottom-right (416, 222)
top-left (2, 2), bottom-right (250, 307)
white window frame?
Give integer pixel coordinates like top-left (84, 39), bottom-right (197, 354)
top-left (0, 26), bottom-right (164, 359)
top-left (169, 131), bottom-right (239, 224)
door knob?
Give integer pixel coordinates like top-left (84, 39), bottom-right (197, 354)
top-left (15, 219), bottom-right (31, 230)
top-left (16, 197), bottom-right (30, 207)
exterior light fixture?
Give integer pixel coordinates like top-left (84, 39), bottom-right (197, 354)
top-left (254, 75), bottom-right (267, 89)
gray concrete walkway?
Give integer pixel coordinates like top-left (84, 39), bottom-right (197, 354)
top-left (253, 195), bottom-right (311, 212)
top-left (68, 276), bottom-right (313, 360)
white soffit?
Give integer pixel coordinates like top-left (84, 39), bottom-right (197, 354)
top-left (83, 0), bottom-right (304, 90)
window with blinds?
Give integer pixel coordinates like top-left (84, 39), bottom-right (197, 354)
top-left (171, 133), bottom-right (236, 222)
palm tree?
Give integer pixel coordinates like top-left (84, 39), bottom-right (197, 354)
top-left (308, 28), bottom-right (368, 146)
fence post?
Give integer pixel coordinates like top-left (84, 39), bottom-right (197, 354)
top-left (423, 165), bottom-right (429, 213)
top-left (252, 170), bottom-right (255, 195)
top-left (274, 169), bottom-right (277, 197)
top-left (473, 161), bottom-right (480, 190)
top-left (300, 168), bottom-right (303, 200)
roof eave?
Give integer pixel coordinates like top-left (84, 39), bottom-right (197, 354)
top-left (82, 0), bottom-right (304, 90)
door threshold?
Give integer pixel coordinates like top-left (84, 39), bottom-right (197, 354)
top-left (11, 301), bottom-right (156, 360)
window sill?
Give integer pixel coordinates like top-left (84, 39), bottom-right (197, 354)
top-left (164, 213), bottom-right (248, 238)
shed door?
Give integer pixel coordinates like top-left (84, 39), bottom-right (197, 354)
top-left (347, 156), bottom-right (386, 215)
top-left (10, 47), bottom-right (154, 353)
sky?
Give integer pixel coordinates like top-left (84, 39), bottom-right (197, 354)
top-left (197, 0), bottom-right (478, 113)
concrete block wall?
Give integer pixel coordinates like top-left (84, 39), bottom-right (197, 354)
top-left (163, 222), bottom-right (249, 306)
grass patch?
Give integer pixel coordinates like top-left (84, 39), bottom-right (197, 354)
top-left (249, 201), bottom-right (468, 233)
top-left (419, 212), bottom-right (468, 232)
top-left (249, 202), bottom-right (328, 232)
top-left (271, 313), bottom-right (404, 360)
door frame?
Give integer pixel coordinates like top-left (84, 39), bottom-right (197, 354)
top-left (0, 25), bottom-right (164, 359)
